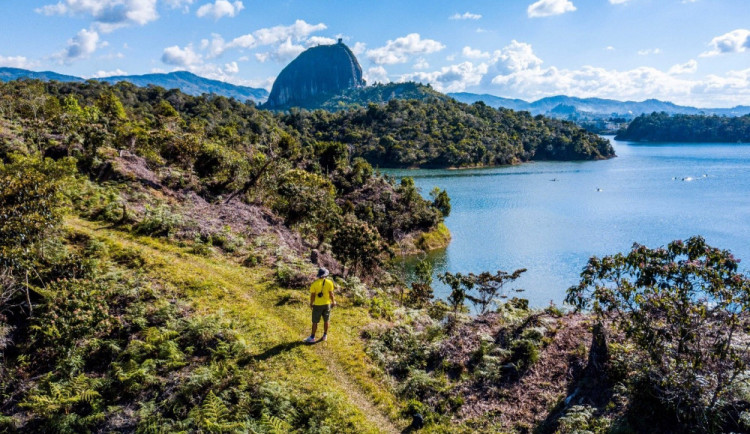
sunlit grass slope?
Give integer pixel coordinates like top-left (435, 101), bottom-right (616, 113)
top-left (68, 217), bottom-right (405, 434)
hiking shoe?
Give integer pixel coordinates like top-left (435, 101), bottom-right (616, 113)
top-left (303, 336), bottom-right (316, 343)
top-left (320, 334), bottom-right (327, 342)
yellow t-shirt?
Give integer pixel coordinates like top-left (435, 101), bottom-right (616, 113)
top-left (310, 278), bottom-right (334, 305)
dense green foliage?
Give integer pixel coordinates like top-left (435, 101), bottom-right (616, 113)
top-left (0, 79), bottom-right (448, 270)
top-left (0, 163), bottom-right (365, 432)
top-left (282, 93), bottom-right (615, 168)
top-left (616, 112), bottom-right (750, 142)
top-left (567, 237), bottom-right (750, 432)
top-left (315, 82), bottom-right (450, 112)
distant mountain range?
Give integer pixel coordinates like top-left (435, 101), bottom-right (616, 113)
top-left (2, 66), bottom-right (748, 117)
top-left (448, 93), bottom-right (750, 118)
top-left (0, 67), bottom-right (268, 103)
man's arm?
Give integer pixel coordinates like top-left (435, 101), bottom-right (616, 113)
top-left (329, 285), bottom-right (336, 307)
top-left (310, 291), bottom-right (315, 308)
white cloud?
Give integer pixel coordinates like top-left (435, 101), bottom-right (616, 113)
top-left (609, 0), bottom-right (631, 4)
top-left (196, 0), bottom-right (243, 20)
top-left (59, 28), bottom-right (101, 63)
top-left (669, 59), bottom-right (698, 75)
top-left (90, 68), bottom-right (127, 78)
top-left (243, 76), bottom-right (275, 91)
top-left (637, 48), bottom-right (662, 56)
top-left (272, 38), bottom-right (305, 61)
top-left (254, 38), bottom-right (306, 63)
top-left (165, 0), bottom-right (193, 9)
top-left (351, 42), bottom-right (366, 56)
top-left (365, 66), bottom-right (389, 84)
top-left (366, 33), bottom-right (445, 65)
top-left (481, 40), bottom-right (750, 107)
top-left (527, 0), bottom-right (576, 18)
top-left (606, 46), bottom-right (615, 51)
top-left (491, 65), bottom-right (693, 102)
top-left (306, 36), bottom-right (338, 47)
top-left (253, 20), bottom-right (327, 46)
top-left (413, 58), bottom-right (429, 70)
top-left (158, 53), bottom-right (242, 83)
top-left (161, 44), bottom-right (202, 67)
top-left (450, 12), bottom-right (482, 20)
top-left (701, 29), bottom-right (750, 57)
top-left (99, 51), bottom-right (125, 60)
top-left (37, 0), bottom-right (159, 32)
top-left (223, 61), bottom-right (239, 74)
top-left (491, 40), bottom-right (543, 73)
top-left (0, 55), bottom-right (36, 69)
top-left (206, 20), bottom-right (327, 59)
top-left (462, 46), bottom-right (490, 60)
top-left (401, 61), bottom-right (489, 92)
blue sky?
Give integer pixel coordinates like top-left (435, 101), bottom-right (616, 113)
top-left (1, 0), bottom-right (749, 107)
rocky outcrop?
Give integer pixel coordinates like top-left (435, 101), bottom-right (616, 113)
top-left (265, 40), bottom-right (365, 109)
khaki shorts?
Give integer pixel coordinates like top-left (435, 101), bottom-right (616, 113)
top-left (312, 304), bottom-right (331, 323)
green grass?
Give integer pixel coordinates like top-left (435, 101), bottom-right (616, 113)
top-left (67, 217), bottom-right (405, 433)
top-left (417, 223), bottom-right (451, 251)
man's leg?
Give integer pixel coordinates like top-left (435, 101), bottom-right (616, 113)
top-left (306, 306), bottom-right (322, 342)
top-left (322, 305), bottom-right (331, 339)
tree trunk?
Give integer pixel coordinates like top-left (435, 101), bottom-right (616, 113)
top-left (25, 270), bottom-right (32, 317)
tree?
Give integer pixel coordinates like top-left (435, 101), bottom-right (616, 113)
top-left (331, 215), bottom-right (384, 276)
top-left (0, 154), bottom-right (76, 315)
top-left (408, 260), bottom-right (434, 308)
top-left (430, 187), bottom-right (451, 218)
top-left (465, 268), bottom-right (526, 314)
top-left (438, 272), bottom-right (473, 321)
top-left (566, 237), bottom-right (750, 431)
top-left (274, 169), bottom-right (339, 244)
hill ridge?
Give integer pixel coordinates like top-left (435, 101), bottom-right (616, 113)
top-left (0, 67), bottom-right (268, 103)
top-left (449, 91), bottom-right (750, 117)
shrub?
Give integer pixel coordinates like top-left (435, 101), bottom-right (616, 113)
top-left (369, 291), bottom-right (396, 320)
top-left (134, 204), bottom-right (183, 237)
top-left (273, 262), bottom-right (311, 288)
top-left (210, 226), bottom-right (245, 253)
top-left (337, 277), bottom-right (369, 306)
top-left (510, 339), bottom-right (540, 371)
top-left (567, 236), bottom-right (750, 431)
top-left (557, 405), bottom-right (611, 433)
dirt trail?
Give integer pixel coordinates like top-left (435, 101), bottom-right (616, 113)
top-left (312, 342), bottom-right (401, 434)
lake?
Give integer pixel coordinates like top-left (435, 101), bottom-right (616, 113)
top-left (385, 136), bottom-right (750, 308)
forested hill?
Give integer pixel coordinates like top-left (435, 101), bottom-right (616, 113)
top-left (267, 82), bottom-right (450, 111)
top-left (282, 97), bottom-right (615, 168)
top-left (615, 112), bottom-right (750, 142)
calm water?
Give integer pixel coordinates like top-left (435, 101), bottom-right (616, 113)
top-left (385, 136), bottom-right (750, 308)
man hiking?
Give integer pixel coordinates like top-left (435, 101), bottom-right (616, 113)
top-left (304, 268), bottom-right (336, 343)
